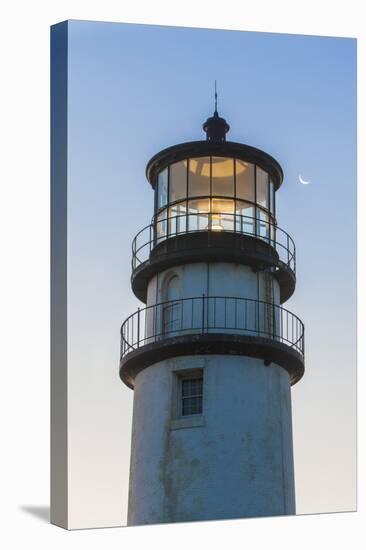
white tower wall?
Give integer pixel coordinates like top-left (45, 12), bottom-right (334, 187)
top-left (128, 354), bottom-right (295, 525)
top-left (146, 262), bottom-right (280, 307)
top-left (127, 261), bottom-right (294, 525)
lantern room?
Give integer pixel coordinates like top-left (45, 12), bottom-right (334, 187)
top-left (153, 156), bottom-right (276, 240)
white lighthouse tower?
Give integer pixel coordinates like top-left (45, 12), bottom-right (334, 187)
top-left (120, 102), bottom-right (305, 525)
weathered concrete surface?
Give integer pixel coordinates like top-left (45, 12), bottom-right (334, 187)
top-left (147, 262), bottom-right (280, 308)
top-left (128, 261), bottom-right (294, 525)
top-left (127, 354), bottom-right (295, 525)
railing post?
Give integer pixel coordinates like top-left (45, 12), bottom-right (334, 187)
top-left (137, 307), bottom-right (140, 348)
top-left (153, 303), bottom-right (157, 343)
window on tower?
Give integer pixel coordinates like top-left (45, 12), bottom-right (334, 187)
top-left (170, 368), bottom-right (205, 429)
top-left (180, 372), bottom-right (203, 416)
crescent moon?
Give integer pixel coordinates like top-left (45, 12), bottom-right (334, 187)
top-left (299, 174), bottom-right (310, 185)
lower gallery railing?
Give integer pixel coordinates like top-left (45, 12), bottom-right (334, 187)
top-left (120, 296), bottom-right (304, 360)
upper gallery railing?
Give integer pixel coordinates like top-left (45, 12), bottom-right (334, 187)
top-left (131, 212), bottom-right (296, 275)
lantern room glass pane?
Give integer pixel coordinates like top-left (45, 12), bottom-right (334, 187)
top-left (211, 198), bottom-right (234, 213)
top-left (236, 201), bottom-right (255, 235)
top-left (211, 199), bottom-right (234, 231)
top-left (157, 168), bottom-right (168, 209)
top-left (256, 167), bottom-right (269, 209)
top-left (170, 160), bottom-right (187, 203)
top-left (188, 157), bottom-right (211, 197)
top-left (156, 208), bottom-right (167, 242)
top-left (269, 179), bottom-right (275, 215)
top-left (188, 198), bottom-right (210, 231)
top-left (168, 202), bottom-right (187, 235)
top-left (257, 208), bottom-right (270, 241)
top-left (236, 161), bottom-right (255, 202)
top-left (211, 157), bottom-right (234, 197)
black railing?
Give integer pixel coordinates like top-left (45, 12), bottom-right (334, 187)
top-left (120, 295), bottom-right (304, 360)
top-left (131, 212), bottom-right (296, 275)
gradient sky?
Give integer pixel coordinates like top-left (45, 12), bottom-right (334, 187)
top-left (66, 20), bottom-right (356, 526)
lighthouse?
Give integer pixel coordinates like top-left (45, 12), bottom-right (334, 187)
top-left (119, 101), bottom-right (305, 525)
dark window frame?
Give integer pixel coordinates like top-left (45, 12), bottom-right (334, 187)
top-left (176, 369), bottom-right (204, 418)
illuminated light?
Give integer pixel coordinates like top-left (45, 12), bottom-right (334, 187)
top-left (212, 198), bottom-right (234, 215)
top-left (209, 213), bottom-right (224, 232)
top-left (211, 223), bottom-right (224, 231)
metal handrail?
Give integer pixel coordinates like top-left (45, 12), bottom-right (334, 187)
top-left (131, 212), bottom-right (296, 275)
top-left (120, 295), bottom-right (304, 360)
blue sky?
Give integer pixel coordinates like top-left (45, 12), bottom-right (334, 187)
top-left (66, 20), bottom-right (356, 523)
